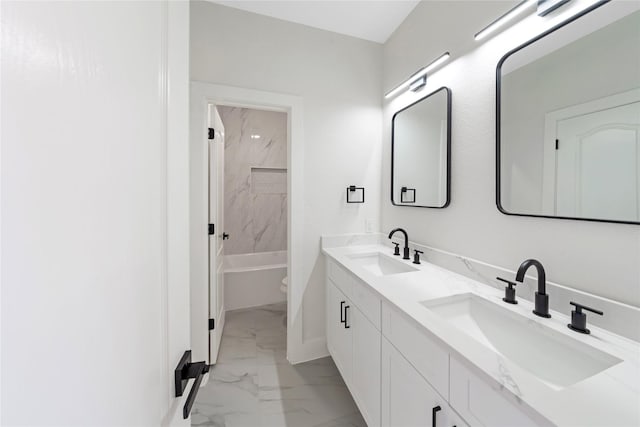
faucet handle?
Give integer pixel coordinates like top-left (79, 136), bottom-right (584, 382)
top-left (392, 242), bottom-right (400, 256)
top-left (568, 301), bottom-right (603, 335)
top-left (412, 249), bottom-right (423, 265)
top-left (496, 277), bottom-right (518, 305)
top-left (570, 301), bottom-right (603, 315)
top-left (496, 277), bottom-right (517, 286)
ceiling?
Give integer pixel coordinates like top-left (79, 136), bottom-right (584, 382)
top-left (209, 1), bottom-right (421, 43)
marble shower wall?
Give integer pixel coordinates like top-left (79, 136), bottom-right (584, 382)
top-left (219, 106), bottom-right (287, 255)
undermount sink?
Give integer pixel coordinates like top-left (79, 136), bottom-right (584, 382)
top-left (347, 252), bottom-right (419, 276)
top-left (421, 293), bottom-right (622, 390)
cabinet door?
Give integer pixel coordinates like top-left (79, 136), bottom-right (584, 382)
top-left (382, 338), bottom-right (451, 427)
top-left (450, 357), bottom-right (541, 427)
top-left (448, 407), bottom-right (470, 427)
top-left (327, 281), bottom-right (352, 381)
top-left (351, 305), bottom-right (381, 427)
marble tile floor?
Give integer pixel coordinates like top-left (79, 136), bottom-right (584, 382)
top-left (192, 302), bottom-right (366, 427)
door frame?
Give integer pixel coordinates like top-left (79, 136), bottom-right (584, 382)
top-left (163, 2), bottom-right (192, 424)
top-left (542, 88), bottom-right (640, 214)
top-left (190, 81), bottom-right (307, 366)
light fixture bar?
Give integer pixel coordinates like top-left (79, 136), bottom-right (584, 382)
top-left (384, 52), bottom-right (450, 99)
top-left (474, 0), bottom-right (536, 41)
top-left (537, 0), bottom-right (572, 16)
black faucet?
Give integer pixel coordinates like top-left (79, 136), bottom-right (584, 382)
top-left (515, 259), bottom-right (551, 318)
top-left (388, 228), bottom-right (410, 260)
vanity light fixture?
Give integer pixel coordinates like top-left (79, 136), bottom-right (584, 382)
top-left (474, 0), bottom-right (537, 41)
top-left (409, 76), bottom-right (427, 92)
top-left (384, 52), bottom-right (450, 99)
top-left (537, 0), bottom-right (572, 16)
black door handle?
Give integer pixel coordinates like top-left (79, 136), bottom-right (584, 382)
top-left (175, 351), bottom-right (210, 419)
top-left (340, 301), bottom-right (346, 323)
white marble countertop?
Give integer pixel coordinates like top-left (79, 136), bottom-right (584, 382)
top-left (322, 243), bottom-right (640, 427)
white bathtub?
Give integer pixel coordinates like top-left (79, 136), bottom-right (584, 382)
top-left (224, 250), bottom-right (287, 311)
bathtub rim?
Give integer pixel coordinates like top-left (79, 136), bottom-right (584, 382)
top-left (224, 250), bottom-right (288, 274)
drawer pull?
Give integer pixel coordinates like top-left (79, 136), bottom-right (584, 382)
top-left (340, 301), bottom-right (346, 323)
top-left (344, 305), bottom-right (350, 329)
top-left (432, 405), bottom-right (441, 427)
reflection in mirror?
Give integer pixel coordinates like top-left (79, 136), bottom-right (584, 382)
top-left (498, 6), bottom-right (640, 224)
top-left (392, 87), bottom-right (451, 208)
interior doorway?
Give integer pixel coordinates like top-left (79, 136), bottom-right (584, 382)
top-left (190, 82), bottom-right (307, 372)
top-left (207, 104), bottom-right (290, 364)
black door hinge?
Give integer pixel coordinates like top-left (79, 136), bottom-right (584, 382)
top-left (555, 139), bottom-right (559, 150)
top-left (208, 128), bottom-right (215, 140)
top-left (208, 224), bottom-right (215, 235)
top-left (208, 319), bottom-right (215, 330)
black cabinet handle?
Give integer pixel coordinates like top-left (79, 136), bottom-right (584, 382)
top-left (222, 232), bottom-right (230, 240)
top-left (340, 301), bottom-right (346, 323)
top-left (175, 351), bottom-right (210, 419)
top-left (432, 405), bottom-right (441, 427)
top-left (344, 305), bottom-right (350, 329)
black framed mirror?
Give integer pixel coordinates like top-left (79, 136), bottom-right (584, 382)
top-left (497, 2), bottom-right (640, 225)
top-left (391, 87), bottom-right (452, 208)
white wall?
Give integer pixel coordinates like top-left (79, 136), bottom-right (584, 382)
top-left (382, 1), bottom-right (640, 307)
top-left (383, 1), bottom-right (519, 94)
top-left (190, 2), bottom-right (382, 359)
top-left (1, 1), bottom-right (191, 425)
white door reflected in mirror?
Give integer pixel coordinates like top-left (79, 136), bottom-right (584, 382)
top-left (553, 100), bottom-right (639, 222)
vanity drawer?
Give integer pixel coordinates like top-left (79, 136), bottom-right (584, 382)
top-left (327, 259), bottom-right (353, 297)
top-left (450, 357), bottom-right (544, 427)
top-left (351, 277), bottom-right (381, 330)
top-left (381, 302), bottom-right (449, 398)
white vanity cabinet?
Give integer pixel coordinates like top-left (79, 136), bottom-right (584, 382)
top-left (325, 256), bottom-right (543, 427)
top-left (326, 260), bottom-right (381, 427)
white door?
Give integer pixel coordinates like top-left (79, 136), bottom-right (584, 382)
top-left (555, 101), bottom-right (640, 221)
top-left (208, 105), bottom-right (225, 363)
top-left (2, 1), bottom-right (193, 425)
top-left (543, 89), bottom-right (640, 222)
